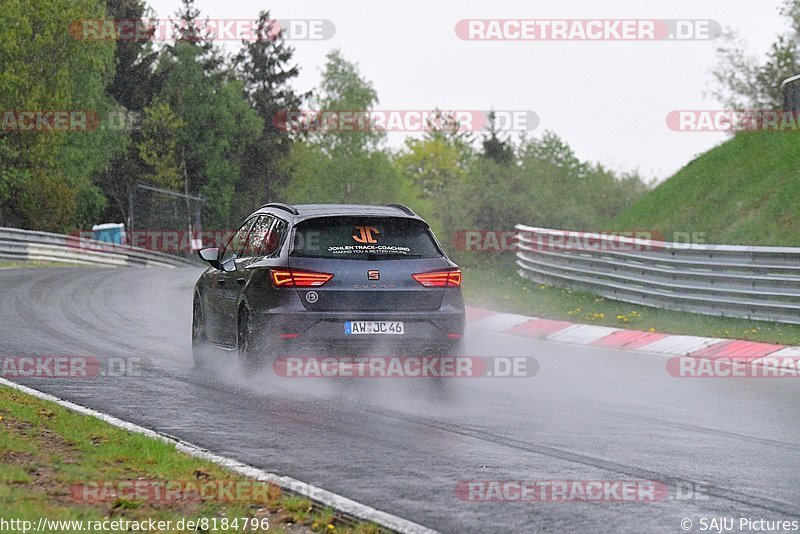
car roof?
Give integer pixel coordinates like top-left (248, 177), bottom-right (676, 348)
top-left (253, 203), bottom-right (426, 223)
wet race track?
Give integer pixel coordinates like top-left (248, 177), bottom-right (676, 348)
top-left (1, 267), bottom-right (799, 533)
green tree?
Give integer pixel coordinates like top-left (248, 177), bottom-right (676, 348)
top-left (155, 1), bottom-right (262, 228)
top-left (481, 111), bottom-right (515, 165)
top-left (710, 0), bottom-right (800, 109)
top-left (397, 137), bottom-right (468, 200)
top-left (449, 130), bottom-right (649, 265)
top-left (283, 141), bottom-right (403, 204)
top-left (105, 0), bottom-right (163, 111)
top-left (233, 11), bottom-right (308, 220)
top-left (94, 0), bottom-right (168, 224)
top-left (516, 132), bottom-right (648, 229)
top-left (170, 0), bottom-right (224, 75)
top-left (137, 101), bottom-right (184, 189)
top-left (0, 0), bottom-right (120, 230)
top-left (310, 50), bottom-right (383, 154)
top-left (284, 50), bottom-right (406, 205)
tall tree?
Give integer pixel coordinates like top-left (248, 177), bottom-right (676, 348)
top-left (155, 2), bottom-right (262, 228)
top-left (96, 0), bottom-right (167, 224)
top-left (312, 49), bottom-right (382, 153)
top-left (136, 101), bottom-right (184, 189)
top-left (233, 11), bottom-right (308, 220)
top-left (169, 0), bottom-right (224, 78)
top-left (0, 0), bottom-right (119, 231)
top-left (481, 111), bottom-right (515, 165)
top-left (105, 0), bottom-right (162, 111)
top-left (284, 50), bottom-right (405, 204)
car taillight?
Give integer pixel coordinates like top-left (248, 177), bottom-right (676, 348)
top-left (412, 268), bottom-right (462, 287)
top-left (271, 269), bottom-right (334, 287)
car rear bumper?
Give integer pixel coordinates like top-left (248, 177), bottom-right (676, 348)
top-left (251, 307), bottom-right (464, 355)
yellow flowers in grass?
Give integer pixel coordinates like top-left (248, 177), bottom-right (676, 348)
top-left (615, 311), bottom-right (641, 324)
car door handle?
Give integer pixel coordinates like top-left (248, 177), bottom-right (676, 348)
top-left (235, 278), bottom-right (246, 286)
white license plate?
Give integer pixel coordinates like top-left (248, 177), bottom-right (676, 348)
top-left (345, 321), bottom-right (404, 335)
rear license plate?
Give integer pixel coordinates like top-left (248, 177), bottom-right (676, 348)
top-left (345, 321), bottom-right (404, 335)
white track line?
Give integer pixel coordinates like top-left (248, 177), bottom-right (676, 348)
top-left (469, 312), bottom-right (532, 332)
top-left (635, 335), bottom-right (724, 356)
top-left (0, 377), bottom-right (438, 534)
top-left (545, 324), bottom-right (621, 345)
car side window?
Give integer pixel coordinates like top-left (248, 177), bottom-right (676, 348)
top-left (244, 215), bottom-right (275, 258)
top-left (220, 218), bottom-right (256, 263)
top-left (262, 218), bottom-right (287, 257)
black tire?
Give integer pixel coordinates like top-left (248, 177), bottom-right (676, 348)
top-left (428, 341), bottom-right (462, 393)
top-left (238, 308), bottom-right (264, 374)
top-left (192, 296), bottom-right (211, 368)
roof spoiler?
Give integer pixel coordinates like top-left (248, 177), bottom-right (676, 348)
top-left (385, 203), bottom-right (416, 216)
top-left (259, 202), bottom-right (299, 215)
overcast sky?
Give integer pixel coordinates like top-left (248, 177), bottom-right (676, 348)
top-left (148, 0), bottom-right (786, 182)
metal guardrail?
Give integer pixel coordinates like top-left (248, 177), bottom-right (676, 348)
top-left (515, 224), bottom-right (800, 325)
top-left (0, 227), bottom-right (198, 268)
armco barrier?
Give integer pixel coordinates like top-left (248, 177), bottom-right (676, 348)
top-left (515, 224), bottom-right (800, 324)
top-left (0, 227), bottom-right (197, 268)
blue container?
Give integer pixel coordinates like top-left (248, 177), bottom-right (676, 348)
top-left (92, 223), bottom-right (125, 245)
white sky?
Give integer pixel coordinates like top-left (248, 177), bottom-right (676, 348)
top-left (148, 0), bottom-right (786, 182)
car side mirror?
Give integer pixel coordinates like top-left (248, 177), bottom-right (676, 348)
top-left (198, 247), bottom-right (222, 269)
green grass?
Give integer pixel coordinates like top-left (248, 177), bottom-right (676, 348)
top-left (0, 385), bottom-right (383, 534)
top-left (462, 265), bottom-right (800, 346)
top-left (608, 130), bottom-right (800, 246)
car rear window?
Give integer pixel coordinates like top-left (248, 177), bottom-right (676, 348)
top-left (291, 217), bottom-right (442, 259)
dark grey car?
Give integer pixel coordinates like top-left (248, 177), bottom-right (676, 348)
top-left (192, 203), bottom-right (465, 371)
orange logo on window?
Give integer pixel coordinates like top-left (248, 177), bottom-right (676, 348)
top-left (353, 226), bottom-right (380, 244)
